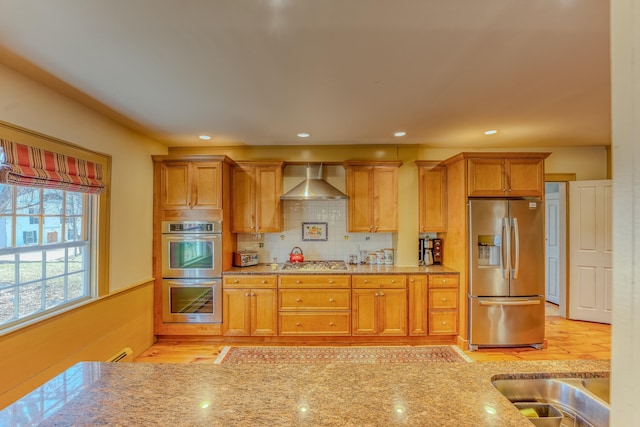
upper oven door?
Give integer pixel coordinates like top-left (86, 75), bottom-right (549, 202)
top-left (161, 233), bottom-right (222, 278)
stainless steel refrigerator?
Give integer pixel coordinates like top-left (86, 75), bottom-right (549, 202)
top-left (468, 199), bottom-right (545, 350)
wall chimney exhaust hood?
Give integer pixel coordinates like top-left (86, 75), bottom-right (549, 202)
top-left (280, 164), bottom-right (348, 201)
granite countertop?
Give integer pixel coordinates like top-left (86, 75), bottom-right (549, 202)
top-left (0, 359), bottom-right (609, 426)
top-left (224, 263), bottom-right (459, 275)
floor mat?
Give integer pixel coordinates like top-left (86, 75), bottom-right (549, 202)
top-left (215, 345), bottom-right (472, 364)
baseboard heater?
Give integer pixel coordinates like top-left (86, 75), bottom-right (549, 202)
top-left (106, 347), bottom-right (133, 362)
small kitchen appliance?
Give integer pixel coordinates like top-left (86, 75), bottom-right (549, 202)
top-left (233, 250), bottom-right (259, 267)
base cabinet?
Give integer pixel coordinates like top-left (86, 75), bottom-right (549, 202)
top-left (408, 275), bottom-right (429, 336)
top-left (223, 276), bottom-right (277, 336)
top-left (352, 276), bottom-right (407, 336)
top-left (428, 275), bottom-right (459, 335)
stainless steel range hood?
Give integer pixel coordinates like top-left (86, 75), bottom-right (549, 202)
top-left (280, 164), bottom-right (348, 201)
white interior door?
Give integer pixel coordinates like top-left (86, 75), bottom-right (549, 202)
top-left (569, 180), bottom-right (613, 323)
top-left (545, 186), bottom-right (562, 305)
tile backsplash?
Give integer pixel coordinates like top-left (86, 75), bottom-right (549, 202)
top-left (236, 200), bottom-right (393, 264)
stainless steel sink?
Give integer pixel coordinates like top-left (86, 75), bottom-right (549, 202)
top-left (493, 377), bottom-right (610, 426)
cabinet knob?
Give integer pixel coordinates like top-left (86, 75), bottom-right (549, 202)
top-left (328, 280), bottom-right (334, 284)
top-left (364, 280), bottom-right (368, 284)
top-left (244, 293), bottom-right (250, 297)
top-left (379, 292), bottom-right (385, 297)
top-left (410, 279), bottom-right (415, 283)
top-left (233, 279), bottom-right (239, 284)
top-left (329, 322), bottom-right (334, 326)
top-left (329, 298), bottom-right (334, 303)
top-left (261, 280), bottom-right (266, 284)
top-left (442, 279), bottom-right (447, 284)
top-left (442, 297), bottom-right (447, 302)
top-left (296, 322), bottom-right (301, 326)
top-left (296, 280), bottom-right (301, 284)
top-left (442, 321), bottom-right (448, 325)
top-left (391, 279), bottom-right (396, 283)
top-left (296, 298), bottom-right (302, 303)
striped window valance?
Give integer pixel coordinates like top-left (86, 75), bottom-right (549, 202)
top-left (0, 139), bottom-right (105, 194)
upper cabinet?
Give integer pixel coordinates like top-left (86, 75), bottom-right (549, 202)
top-left (416, 161), bottom-right (447, 232)
top-left (231, 161), bottom-right (284, 233)
top-left (155, 158), bottom-right (225, 211)
top-left (344, 161), bottom-right (402, 233)
top-left (466, 153), bottom-right (550, 198)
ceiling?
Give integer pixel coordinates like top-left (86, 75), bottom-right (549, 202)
top-left (0, 0), bottom-right (610, 148)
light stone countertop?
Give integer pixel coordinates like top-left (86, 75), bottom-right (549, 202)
top-left (0, 359), bottom-right (609, 426)
top-left (224, 263), bottom-right (459, 275)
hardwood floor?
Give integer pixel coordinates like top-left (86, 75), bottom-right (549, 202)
top-left (134, 304), bottom-right (611, 364)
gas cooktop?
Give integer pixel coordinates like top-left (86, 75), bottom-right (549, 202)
top-left (281, 260), bottom-right (349, 271)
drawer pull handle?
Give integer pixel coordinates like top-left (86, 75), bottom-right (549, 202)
top-left (296, 322), bottom-right (301, 326)
top-left (233, 280), bottom-right (239, 284)
top-left (364, 280), bottom-right (368, 284)
top-left (329, 322), bottom-right (334, 326)
top-left (296, 298), bottom-right (302, 303)
top-left (296, 280), bottom-right (301, 284)
top-left (261, 280), bottom-right (266, 284)
top-left (329, 298), bottom-right (334, 303)
top-left (391, 280), bottom-right (395, 283)
top-left (442, 321), bottom-right (447, 325)
top-left (442, 298), bottom-right (447, 302)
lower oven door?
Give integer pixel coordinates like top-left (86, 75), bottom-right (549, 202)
top-left (162, 279), bottom-right (222, 323)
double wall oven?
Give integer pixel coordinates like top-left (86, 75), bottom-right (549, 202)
top-left (161, 220), bottom-right (222, 323)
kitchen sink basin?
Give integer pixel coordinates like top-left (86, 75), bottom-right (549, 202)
top-left (493, 377), bottom-right (610, 426)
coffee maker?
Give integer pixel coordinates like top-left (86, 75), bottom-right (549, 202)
top-left (419, 238), bottom-right (443, 266)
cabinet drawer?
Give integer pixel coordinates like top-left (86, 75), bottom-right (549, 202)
top-left (429, 311), bottom-right (458, 335)
top-left (352, 275), bottom-right (406, 289)
top-left (279, 290), bottom-right (350, 310)
top-left (223, 275), bottom-right (276, 288)
top-left (278, 275), bottom-right (350, 288)
top-left (279, 312), bottom-right (351, 335)
top-left (429, 274), bottom-right (459, 288)
top-left (429, 289), bottom-right (458, 310)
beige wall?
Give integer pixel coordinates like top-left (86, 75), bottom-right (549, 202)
top-left (0, 63), bottom-right (168, 291)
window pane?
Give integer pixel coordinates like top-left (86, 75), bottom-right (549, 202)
top-left (46, 249), bottom-right (66, 277)
top-left (0, 254), bottom-right (16, 285)
top-left (19, 281), bottom-right (43, 317)
top-left (67, 272), bottom-right (85, 299)
top-left (67, 247), bottom-right (85, 273)
top-left (43, 189), bottom-right (64, 215)
top-left (0, 217), bottom-right (13, 248)
top-left (0, 286), bottom-right (17, 323)
top-left (65, 217), bottom-right (83, 242)
top-left (65, 192), bottom-right (84, 216)
top-left (0, 185), bottom-right (13, 214)
top-left (44, 217), bottom-right (63, 244)
top-left (45, 277), bottom-right (65, 308)
top-left (19, 252), bottom-right (43, 282)
top-left (16, 187), bottom-right (40, 215)
top-left (17, 222), bottom-right (39, 247)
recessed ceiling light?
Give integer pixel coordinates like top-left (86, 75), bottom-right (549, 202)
top-left (484, 130), bottom-right (498, 135)
top-left (394, 131), bottom-right (407, 137)
top-left (297, 133), bottom-right (310, 138)
top-left (199, 135), bottom-right (211, 140)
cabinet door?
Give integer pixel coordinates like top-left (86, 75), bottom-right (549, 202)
top-left (346, 166), bottom-right (374, 232)
top-left (373, 166), bottom-right (399, 232)
top-left (467, 158), bottom-right (506, 197)
top-left (506, 158), bottom-right (544, 197)
top-left (222, 288), bottom-right (251, 336)
top-left (191, 162), bottom-right (222, 209)
top-left (408, 276), bottom-right (428, 336)
top-left (351, 289), bottom-right (378, 335)
top-left (160, 161), bottom-right (191, 209)
top-left (251, 288), bottom-right (277, 336)
top-left (231, 166), bottom-right (255, 233)
top-left (255, 166), bottom-right (282, 233)
top-left (418, 165), bottom-right (447, 232)
top-left (379, 289), bottom-right (407, 335)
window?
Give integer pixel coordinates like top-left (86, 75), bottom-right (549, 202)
top-left (0, 184), bottom-right (95, 329)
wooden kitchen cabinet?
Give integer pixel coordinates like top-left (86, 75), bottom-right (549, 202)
top-left (416, 161), bottom-right (447, 232)
top-left (344, 161), bottom-right (402, 232)
top-left (467, 155), bottom-right (547, 198)
top-left (231, 161), bottom-right (284, 233)
top-left (278, 275), bottom-right (351, 335)
top-left (408, 275), bottom-right (428, 336)
top-left (222, 275), bottom-right (277, 336)
top-left (158, 160), bottom-right (223, 210)
top-left (352, 275), bottom-right (407, 336)
top-left (428, 274), bottom-right (459, 335)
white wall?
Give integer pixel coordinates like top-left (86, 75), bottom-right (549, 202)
top-left (0, 64), bottom-right (167, 291)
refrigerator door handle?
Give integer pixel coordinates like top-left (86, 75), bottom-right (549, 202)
top-left (501, 217), bottom-right (510, 279)
top-left (479, 299), bottom-right (541, 306)
top-left (511, 217), bottom-right (520, 279)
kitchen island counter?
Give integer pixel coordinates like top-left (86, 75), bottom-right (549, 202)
top-left (0, 358), bottom-right (609, 426)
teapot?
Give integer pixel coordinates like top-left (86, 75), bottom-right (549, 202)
top-left (289, 246), bottom-right (304, 263)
